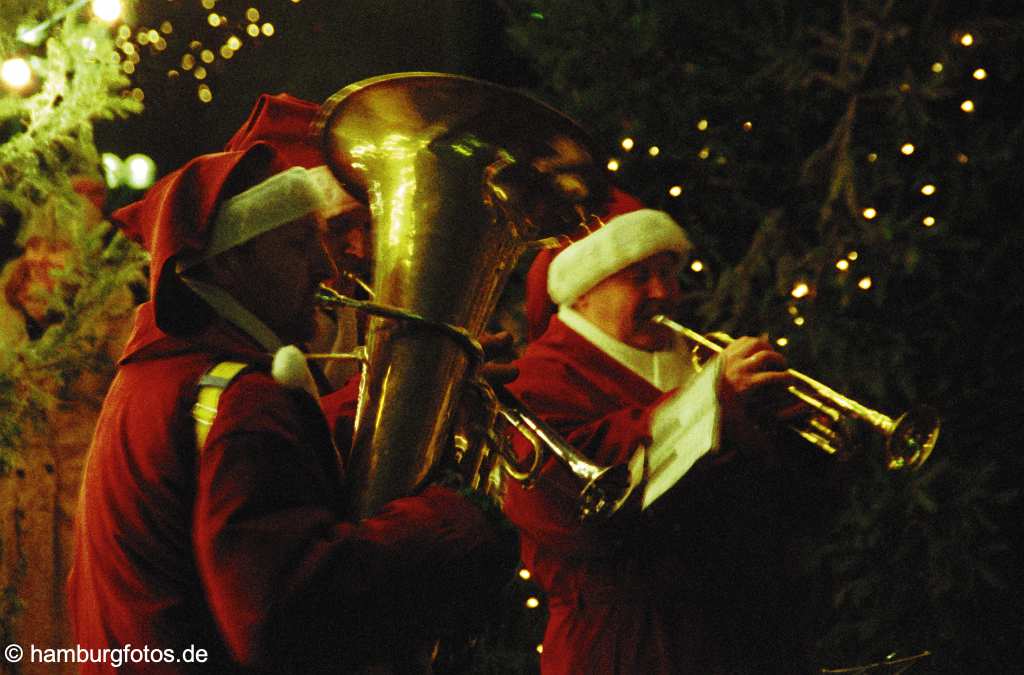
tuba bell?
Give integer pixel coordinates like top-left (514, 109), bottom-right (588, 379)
top-left (314, 72), bottom-right (607, 519)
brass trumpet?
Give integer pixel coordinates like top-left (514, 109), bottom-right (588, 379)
top-left (315, 284), bottom-right (635, 522)
top-left (651, 314), bottom-right (939, 470)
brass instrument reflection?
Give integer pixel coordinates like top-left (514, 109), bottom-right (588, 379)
top-left (651, 314), bottom-right (939, 470)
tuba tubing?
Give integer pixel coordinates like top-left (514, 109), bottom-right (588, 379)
top-left (315, 285), bottom-right (633, 523)
top-left (487, 381), bottom-right (635, 522)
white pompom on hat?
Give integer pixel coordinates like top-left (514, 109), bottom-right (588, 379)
top-left (547, 208), bottom-right (692, 306)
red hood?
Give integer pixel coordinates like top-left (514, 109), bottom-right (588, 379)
top-left (111, 144), bottom-right (286, 337)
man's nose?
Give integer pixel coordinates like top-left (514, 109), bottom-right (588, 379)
top-left (647, 274), bottom-right (671, 299)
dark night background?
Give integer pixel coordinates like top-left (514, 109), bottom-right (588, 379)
top-left (96, 1), bottom-right (531, 177)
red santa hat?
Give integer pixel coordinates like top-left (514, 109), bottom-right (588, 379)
top-left (525, 188), bottom-right (691, 340)
top-left (547, 205), bottom-right (691, 308)
top-left (112, 143), bottom-right (325, 334)
top-left (224, 92), bottom-right (361, 219)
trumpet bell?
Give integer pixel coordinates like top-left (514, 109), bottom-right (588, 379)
top-left (886, 405), bottom-right (940, 470)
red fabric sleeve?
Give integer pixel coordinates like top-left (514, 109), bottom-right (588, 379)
top-left (193, 372), bottom-right (513, 670)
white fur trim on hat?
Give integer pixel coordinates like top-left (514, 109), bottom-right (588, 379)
top-left (183, 166), bottom-right (326, 269)
top-left (547, 209), bottom-right (692, 305)
top-left (307, 165), bottom-right (361, 219)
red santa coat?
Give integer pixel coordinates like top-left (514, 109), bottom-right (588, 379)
top-left (69, 301), bottom-right (509, 673)
top-left (504, 315), bottom-right (783, 675)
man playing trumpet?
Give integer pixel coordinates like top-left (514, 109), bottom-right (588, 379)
top-left (503, 192), bottom-right (805, 674)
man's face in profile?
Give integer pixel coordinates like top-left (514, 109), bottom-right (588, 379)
top-left (322, 206), bottom-right (371, 292)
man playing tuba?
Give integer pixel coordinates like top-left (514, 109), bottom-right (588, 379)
top-left (69, 94), bottom-right (517, 674)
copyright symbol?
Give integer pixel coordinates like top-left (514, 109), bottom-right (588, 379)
top-left (4, 643), bottom-right (23, 662)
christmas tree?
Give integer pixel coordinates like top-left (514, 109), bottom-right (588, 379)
top-left (2, 0), bottom-right (145, 658)
top-left (495, 1), bottom-right (1023, 671)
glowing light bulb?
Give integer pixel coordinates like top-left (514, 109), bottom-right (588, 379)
top-left (858, 276), bottom-right (873, 290)
top-left (697, 147), bottom-right (710, 160)
top-left (247, 24), bottom-right (260, 37)
top-left (956, 153), bottom-right (969, 164)
top-left (261, 23), bottom-right (275, 36)
top-left (201, 0), bottom-right (216, 9)
top-left (668, 185), bottom-right (683, 197)
top-left (922, 216), bottom-right (936, 227)
top-left (960, 33), bottom-right (974, 47)
top-left (920, 184), bottom-right (936, 196)
top-left (160, 21), bottom-right (173, 34)
top-left (787, 306), bottom-right (799, 316)
top-left (621, 137), bottom-right (635, 151)
top-left (960, 100), bottom-right (975, 113)
top-left (101, 153), bottom-right (123, 188)
top-left (900, 143), bottom-right (915, 156)
top-left (124, 154), bottom-right (157, 190)
top-left (606, 159), bottom-right (620, 172)
top-left (836, 259), bottom-right (850, 271)
top-left (697, 119), bottom-right (708, 131)
top-left (791, 282), bottom-right (810, 299)
top-left (536, 645), bottom-right (544, 654)
top-left (867, 152), bottom-right (878, 163)
top-left (690, 260), bottom-right (704, 273)
top-left (526, 597), bottom-right (540, 609)
top-left (847, 251), bottom-right (859, 261)
top-left (776, 337), bottom-right (789, 347)
top-left (2, 57), bottom-right (32, 90)
top-left (201, 49), bottom-right (215, 63)
top-left (198, 84), bottom-right (213, 103)
top-left (862, 207), bottom-right (878, 220)
top-left (91, 0), bottom-right (123, 23)
top-left (742, 121), bottom-right (753, 132)
top-left (227, 35), bottom-right (242, 50)
top-left (648, 146), bottom-right (660, 157)
top-left (518, 569), bottom-right (531, 580)
top-left (931, 62), bottom-right (943, 73)
top-left (246, 8), bottom-right (261, 22)
top-left (208, 14), bottom-right (222, 28)
top-left (794, 317), bottom-right (805, 326)
top-left (973, 68), bottom-right (987, 80)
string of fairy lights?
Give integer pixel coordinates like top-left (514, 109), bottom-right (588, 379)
top-left (3, 0), bottom-right (305, 105)
top-left (3, 1), bottom-right (306, 189)
top-left (599, 29), bottom-right (986, 348)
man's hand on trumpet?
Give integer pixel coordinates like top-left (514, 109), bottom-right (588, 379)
top-left (717, 336), bottom-right (806, 450)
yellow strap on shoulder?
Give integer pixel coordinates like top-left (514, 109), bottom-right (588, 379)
top-left (192, 361), bottom-right (249, 452)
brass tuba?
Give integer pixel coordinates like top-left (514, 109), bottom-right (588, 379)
top-left (314, 72), bottom-right (607, 519)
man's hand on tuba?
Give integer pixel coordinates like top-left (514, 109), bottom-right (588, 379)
top-left (478, 330), bottom-right (518, 386)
